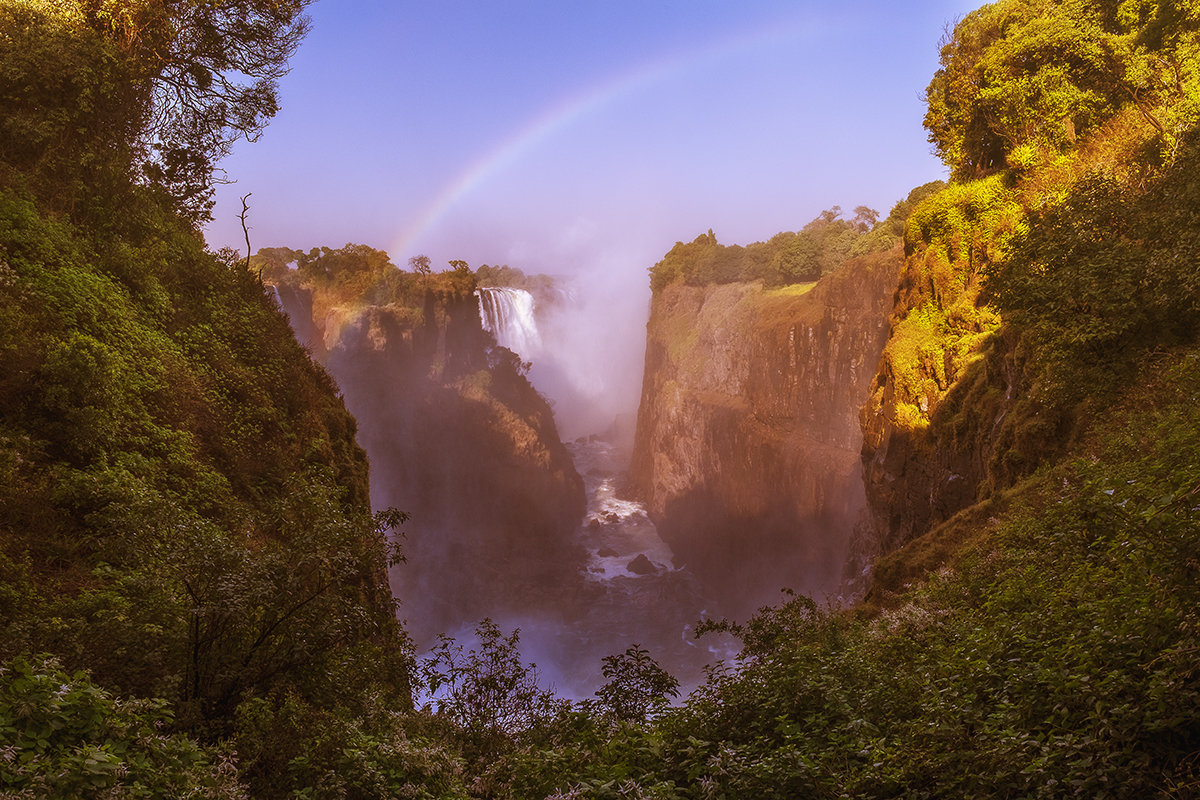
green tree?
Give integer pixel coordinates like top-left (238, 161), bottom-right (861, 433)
top-left (852, 205), bottom-right (879, 231)
top-left (87, 0), bottom-right (313, 220)
top-left (925, 0), bottom-right (1200, 178)
top-left (594, 645), bottom-right (679, 725)
top-left (769, 232), bottom-right (822, 282)
top-left (0, 655), bottom-right (247, 798)
top-left (419, 619), bottom-right (561, 760)
top-left (408, 254), bottom-right (432, 276)
top-left (0, 0), bottom-right (312, 222)
top-left (925, 1), bottom-right (1121, 177)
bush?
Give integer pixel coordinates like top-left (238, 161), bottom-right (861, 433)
top-left (0, 655), bottom-right (247, 799)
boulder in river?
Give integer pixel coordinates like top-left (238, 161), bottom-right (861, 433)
top-left (627, 553), bottom-right (659, 575)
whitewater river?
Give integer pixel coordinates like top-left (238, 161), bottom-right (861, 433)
top-left (487, 437), bottom-right (739, 700)
top-left (472, 286), bottom-right (738, 697)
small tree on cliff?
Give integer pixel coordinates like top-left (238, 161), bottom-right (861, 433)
top-left (409, 254), bottom-right (432, 277)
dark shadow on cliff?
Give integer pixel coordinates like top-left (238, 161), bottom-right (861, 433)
top-left (658, 483), bottom-right (862, 620)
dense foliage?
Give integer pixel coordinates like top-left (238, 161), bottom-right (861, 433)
top-left (253, 244), bottom-right (481, 329)
top-left (647, 189), bottom-right (943, 293)
top-left (0, 2), bottom-right (443, 796)
top-left (0, 0), bottom-right (312, 222)
top-left (1, 656), bottom-right (247, 798)
top-left (868, 0), bottom-right (1200, 499)
top-left (925, 0), bottom-right (1200, 180)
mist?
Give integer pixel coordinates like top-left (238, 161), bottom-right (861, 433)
top-left (525, 277), bottom-right (648, 444)
top-left (267, 224), bottom-right (887, 699)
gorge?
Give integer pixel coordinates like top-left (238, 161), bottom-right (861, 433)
top-left (261, 222), bottom-right (913, 694)
top-left (631, 246), bottom-right (904, 614)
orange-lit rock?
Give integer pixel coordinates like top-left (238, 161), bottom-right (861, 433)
top-left (630, 248), bottom-right (902, 613)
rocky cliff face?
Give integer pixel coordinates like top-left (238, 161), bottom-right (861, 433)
top-left (856, 179), bottom-right (1026, 569)
top-left (631, 248), bottom-right (902, 613)
top-left (274, 288), bottom-right (586, 641)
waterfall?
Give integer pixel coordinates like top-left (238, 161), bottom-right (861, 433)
top-left (476, 287), bottom-right (541, 358)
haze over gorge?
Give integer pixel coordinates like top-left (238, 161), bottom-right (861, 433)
top-left (261, 247), bottom-right (868, 693)
top-left (249, 190), bottom-right (941, 696)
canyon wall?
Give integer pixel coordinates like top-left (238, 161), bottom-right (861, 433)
top-left (275, 286), bottom-right (585, 641)
top-left (855, 179), bottom-right (1029, 575)
top-left (630, 248), bottom-right (903, 613)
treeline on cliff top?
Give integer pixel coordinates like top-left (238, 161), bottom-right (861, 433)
top-left (251, 244), bottom-right (549, 316)
top-left (647, 186), bottom-right (944, 293)
top-left (4, 0), bottom-right (1200, 798)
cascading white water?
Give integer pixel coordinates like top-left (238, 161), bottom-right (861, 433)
top-left (476, 287), bottom-right (542, 358)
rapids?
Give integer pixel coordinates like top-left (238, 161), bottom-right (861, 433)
top-left (488, 437), bottom-right (738, 699)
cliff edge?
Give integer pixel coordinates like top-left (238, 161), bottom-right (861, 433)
top-left (631, 247), bottom-right (902, 613)
top-left (266, 251), bottom-right (586, 641)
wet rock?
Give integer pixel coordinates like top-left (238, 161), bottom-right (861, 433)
top-left (627, 553), bottom-right (658, 575)
top-left (597, 546), bottom-right (619, 558)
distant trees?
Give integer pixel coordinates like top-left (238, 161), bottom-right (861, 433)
top-left (295, 243), bottom-right (395, 286)
top-left (409, 254), bottom-right (432, 277)
top-left (648, 201), bottom-right (921, 292)
top-left (473, 263), bottom-right (558, 298)
top-left (852, 205), bottom-right (879, 230)
top-left (255, 245), bottom-right (492, 327)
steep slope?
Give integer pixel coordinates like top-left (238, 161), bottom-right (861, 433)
top-left (0, 181), bottom-right (417, 779)
top-left (0, 6), bottom-right (457, 796)
top-left (858, 0), bottom-right (1200, 575)
top-left (264, 250), bottom-right (586, 642)
top-left (631, 246), bottom-right (902, 612)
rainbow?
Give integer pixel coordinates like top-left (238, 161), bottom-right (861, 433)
top-left (389, 14), bottom-right (827, 262)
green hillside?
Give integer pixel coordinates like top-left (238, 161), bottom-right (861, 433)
top-left (0, 2), bottom-right (456, 797)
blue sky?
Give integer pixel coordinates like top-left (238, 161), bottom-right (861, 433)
top-left (205, 0), bottom-right (982, 282)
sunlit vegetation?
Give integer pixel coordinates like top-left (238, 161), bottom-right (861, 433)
top-left (648, 186), bottom-right (944, 294)
top-left (3, 0), bottom-right (1200, 796)
top-left (870, 0), bottom-right (1200, 497)
top-left (761, 281), bottom-right (818, 298)
top-left (254, 245), bottom-right (478, 324)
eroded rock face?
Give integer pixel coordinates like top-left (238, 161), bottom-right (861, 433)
top-left (630, 248), bottom-right (902, 614)
top-left (854, 208), bottom-right (1022, 575)
top-left (275, 290), bottom-right (585, 642)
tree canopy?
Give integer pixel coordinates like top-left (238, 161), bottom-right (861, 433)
top-left (0, 0), bottom-right (311, 222)
top-left (926, 0), bottom-right (1200, 179)
top-left (646, 189), bottom-right (940, 293)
